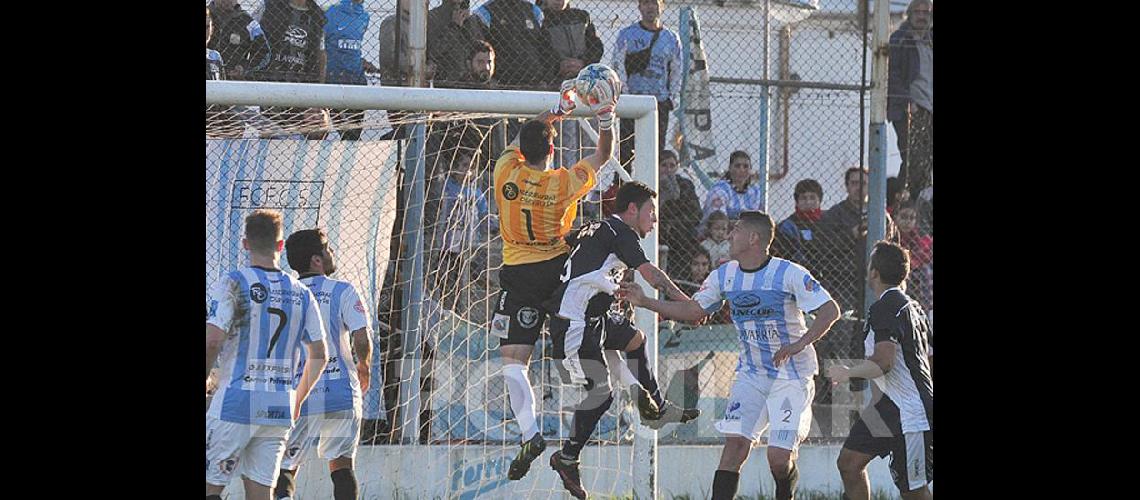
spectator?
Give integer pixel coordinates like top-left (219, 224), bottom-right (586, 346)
top-left (701, 210), bottom-right (731, 267)
top-left (540, 0), bottom-right (604, 167)
top-left (457, 40), bottom-right (498, 88)
top-left (895, 200), bottom-right (933, 312)
top-left (378, 9), bottom-right (410, 83)
top-left (473, 0), bottom-right (550, 89)
top-left (430, 132), bottom-right (497, 312)
top-left (818, 166), bottom-right (896, 314)
top-left (428, 0), bottom-right (486, 86)
top-left (888, 0), bottom-right (933, 204)
top-left (613, 0), bottom-right (681, 170)
top-left (540, 0), bottom-right (603, 86)
top-left (208, 0), bottom-right (270, 80)
top-left (680, 246), bottom-right (712, 296)
top-left (886, 175), bottom-right (909, 216)
top-left (255, 0), bottom-right (331, 139)
top-left (701, 150), bottom-right (762, 223)
top-left (207, 7), bottom-right (225, 81)
top-left (324, 0), bottom-right (375, 141)
top-left (771, 178), bottom-right (825, 274)
top-left (657, 150), bottom-right (702, 279)
top-left (207, 6), bottom-right (243, 139)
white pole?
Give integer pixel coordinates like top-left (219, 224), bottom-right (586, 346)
top-left (206, 81), bottom-right (659, 119)
top-left (408, 0), bottom-right (427, 87)
top-left (631, 108), bottom-right (659, 500)
top-left (864, 0), bottom-right (891, 316)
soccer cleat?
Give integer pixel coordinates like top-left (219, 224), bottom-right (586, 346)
top-left (507, 432), bottom-right (546, 480)
top-left (642, 399), bottom-right (701, 430)
top-left (550, 452), bottom-right (588, 499)
top-left (633, 385), bottom-right (661, 422)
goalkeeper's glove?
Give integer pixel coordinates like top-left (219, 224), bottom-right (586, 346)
top-left (550, 79), bottom-right (578, 117)
top-left (595, 104), bottom-right (615, 130)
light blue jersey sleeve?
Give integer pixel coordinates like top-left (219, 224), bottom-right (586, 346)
top-left (691, 265), bottom-right (725, 313)
top-left (301, 289), bottom-right (328, 344)
top-left (784, 263), bottom-right (832, 313)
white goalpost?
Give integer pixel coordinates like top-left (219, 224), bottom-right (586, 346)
top-left (207, 80), bottom-right (661, 499)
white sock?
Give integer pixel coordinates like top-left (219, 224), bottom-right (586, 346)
top-left (503, 363), bottom-right (540, 440)
top-left (605, 350), bottom-right (639, 387)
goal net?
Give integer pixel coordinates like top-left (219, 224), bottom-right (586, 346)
top-left (206, 81), bottom-right (662, 499)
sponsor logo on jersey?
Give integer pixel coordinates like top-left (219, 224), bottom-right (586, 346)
top-left (731, 293), bottom-right (761, 308)
top-left (285, 26), bottom-right (309, 48)
top-left (725, 401), bottom-right (741, 420)
top-left (250, 283), bottom-right (268, 303)
top-left (517, 307), bottom-right (540, 329)
top-left (208, 300), bottom-right (219, 319)
top-left (502, 182), bottom-right (519, 200)
top-left (287, 446), bottom-right (302, 458)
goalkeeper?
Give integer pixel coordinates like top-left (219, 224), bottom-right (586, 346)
top-left (491, 67), bottom-right (621, 482)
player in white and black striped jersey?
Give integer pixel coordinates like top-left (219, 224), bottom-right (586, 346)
top-left (543, 181), bottom-right (699, 499)
top-left (829, 240), bottom-right (933, 500)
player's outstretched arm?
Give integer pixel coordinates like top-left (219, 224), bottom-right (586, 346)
top-left (828, 340), bottom-right (895, 383)
top-left (294, 339), bottom-right (328, 419)
top-left (351, 327), bottom-right (372, 393)
top-left (635, 262), bottom-right (689, 302)
top-left (580, 79), bottom-right (621, 173)
top-left (206, 324), bottom-right (226, 382)
top-left (618, 281), bottom-right (707, 323)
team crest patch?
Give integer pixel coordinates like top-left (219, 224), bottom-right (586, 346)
top-left (354, 300), bottom-right (365, 313)
top-left (502, 182), bottom-right (520, 201)
top-left (712, 197), bottom-right (724, 208)
top-left (249, 283), bottom-right (268, 304)
top-left (287, 446), bottom-right (301, 459)
top-left (208, 300), bottom-right (218, 319)
top-left (517, 307), bottom-right (540, 329)
top-left (803, 274), bottom-right (819, 292)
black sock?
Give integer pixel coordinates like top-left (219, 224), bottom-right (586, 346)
top-left (561, 394), bottom-right (614, 460)
top-left (712, 470), bottom-right (740, 500)
top-left (275, 469), bottom-right (296, 499)
top-left (775, 461), bottom-right (799, 500)
top-left (626, 344), bottom-right (664, 407)
top-left (331, 468), bottom-right (358, 500)
top-left (206, 496), bottom-right (222, 500)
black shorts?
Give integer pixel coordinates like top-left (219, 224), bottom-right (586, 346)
top-left (492, 254), bottom-right (568, 346)
top-left (843, 394), bottom-right (934, 493)
top-left (548, 311), bottom-right (640, 392)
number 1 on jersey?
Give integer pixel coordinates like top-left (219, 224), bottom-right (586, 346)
top-left (521, 208), bottom-right (536, 241)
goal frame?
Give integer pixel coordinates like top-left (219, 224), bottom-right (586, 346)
top-left (206, 80), bottom-right (662, 498)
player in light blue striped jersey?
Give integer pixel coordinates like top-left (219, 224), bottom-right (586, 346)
top-left (206, 209), bottom-right (329, 500)
top-left (619, 210), bottom-right (840, 500)
top-left (275, 228), bottom-right (373, 500)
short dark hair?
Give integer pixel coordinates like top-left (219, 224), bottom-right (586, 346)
top-left (737, 210), bottom-right (775, 247)
top-left (660, 149), bottom-right (678, 164)
top-left (245, 209), bottom-right (283, 254)
top-left (844, 166), bottom-right (869, 184)
top-left (793, 178), bottom-right (823, 202)
top-left (518, 119), bottom-right (555, 165)
top-left (285, 228), bottom-right (327, 273)
top-left (870, 240), bottom-right (910, 286)
top-left (615, 181), bottom-right (657, 214)
top-left (469, 40), bottom-right (494, 62)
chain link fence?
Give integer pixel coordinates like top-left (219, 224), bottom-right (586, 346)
top-left (207, 0), bottom-right (932, 452)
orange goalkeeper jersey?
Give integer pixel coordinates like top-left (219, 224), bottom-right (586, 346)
top-left (494, 145), bottom-right (597, 266)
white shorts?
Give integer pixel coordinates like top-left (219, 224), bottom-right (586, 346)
top-left (714, 372), bottom-right (815, 451)
top-left (205, 415), bottom-right (290, 487)
top-left (280, 409), bottom-right (361, 470)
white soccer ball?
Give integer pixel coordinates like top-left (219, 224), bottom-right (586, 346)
top-left (574, 63), bottom-right (621, 109)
